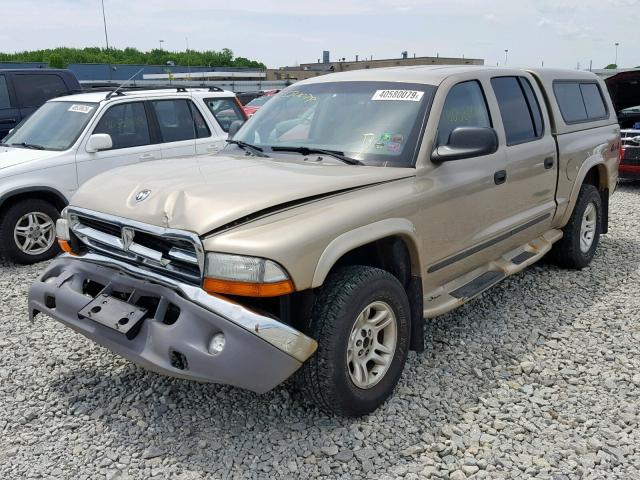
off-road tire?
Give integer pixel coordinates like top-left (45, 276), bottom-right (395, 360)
top-left (551, 184), bottom-right (602, 269)
top-left (298, 265), bottom-right (411, 417)
top-left (0, 199), bottom-right (60, 264)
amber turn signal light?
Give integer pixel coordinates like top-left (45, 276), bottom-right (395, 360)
top-left (203, 278), bottom-right (294, 297)
top-left (58, 239), bottom-right (76, 255)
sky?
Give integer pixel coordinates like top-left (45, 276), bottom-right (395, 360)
top-left (2, 0), bottom-right (639, 69)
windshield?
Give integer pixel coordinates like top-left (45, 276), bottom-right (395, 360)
top-left (2, 101), bottom-right (98, 150)
top-left (233, 81), bottom-right (435, 167)
top-left (246, 95), bottom-right (273, 107)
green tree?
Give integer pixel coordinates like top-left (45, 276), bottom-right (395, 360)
top-left (0, 47), bottom-right (266, 69)
top-left (48, 53), bottom-right (67, 69)
top-left (605, 63), bottom-right (618, 69)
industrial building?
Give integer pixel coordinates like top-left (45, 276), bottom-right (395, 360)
top-left (266, 51), bottom-right (484, 81)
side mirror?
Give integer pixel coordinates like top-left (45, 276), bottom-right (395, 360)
top-left (86, 133), bottom-right (113, 153)
top-left (432, 127), bottom-right (498, 162)
top-left (228, 120), bottom-right (245, 139)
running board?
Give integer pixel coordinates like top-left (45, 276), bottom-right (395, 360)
top-left (423, 229), bottom-right (562, 318)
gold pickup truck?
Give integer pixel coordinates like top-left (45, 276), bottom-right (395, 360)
top-left (29, 66), bottom-right (620, 416)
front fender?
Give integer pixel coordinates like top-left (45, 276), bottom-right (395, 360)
top-left (311, 218), bottom-right (420, 288)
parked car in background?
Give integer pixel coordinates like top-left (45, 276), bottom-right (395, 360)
top-left (242, 89), bottom-right (280, 116)
top-left (620, 128), bottom-right (640, 179)
top-left (0, 87), bottom-right (241, 264)
top-left (30, 66), bottom-right (619, 416)
top-left (603, 71), bottom-right (640, 179)
top-left (0, 69), bottom-right (81, 138)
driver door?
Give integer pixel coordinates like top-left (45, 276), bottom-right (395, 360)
top-left (419, 80), bottom-right (510, 287)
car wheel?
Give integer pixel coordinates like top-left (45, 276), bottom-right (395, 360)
top-left (551, 183), bottom-right (602, 269)
top-left (0, 199), bottom-right (60, 264)
top-left (298, 265), bottom-right (411, 417)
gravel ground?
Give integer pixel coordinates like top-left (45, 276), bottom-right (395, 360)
top-left (1, 183), bottom-right (639, 480)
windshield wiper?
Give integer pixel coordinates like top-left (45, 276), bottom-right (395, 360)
top-left (270, 146), bottom-right (364, 166)
top-left (226, 139), bottom-right (269, 157)
top-left (11, 142), bottom-right (46, 150)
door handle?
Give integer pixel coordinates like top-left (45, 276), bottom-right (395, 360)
top-left (139, 153), bottom-right (156, 160)
top-left (206, 145), bottom-right (220, 152)
top-left (494, 170), bottom-right (507, 185)
top-left (543, 157), bottom-right (554, 169)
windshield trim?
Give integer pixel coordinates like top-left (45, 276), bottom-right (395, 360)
top-left (3, 100), bottom-right (99, 152)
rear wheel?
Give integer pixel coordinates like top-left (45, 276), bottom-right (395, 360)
top-left (0, 199), bottom-right (60, 264)
top-left (298, 265), bottom-right (411, 417)
top-left (551, 184), bottom-right (602, 269)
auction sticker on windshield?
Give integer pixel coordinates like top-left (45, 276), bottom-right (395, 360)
top-left (68, 104), bottom-right (94, 114)
top-left (371, 90), bottom-right (424, 102)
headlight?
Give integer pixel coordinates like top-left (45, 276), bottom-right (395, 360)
top-left (203, 253), bottom-right (294, 297)
top-left (55, 218), bottom-right (70, 241)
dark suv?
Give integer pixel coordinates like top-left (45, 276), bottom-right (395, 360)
top-left (0, 69), bottom-right (81, 138)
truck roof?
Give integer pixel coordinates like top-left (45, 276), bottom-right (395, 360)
top-left (298, 65), bottom-right (603, 87)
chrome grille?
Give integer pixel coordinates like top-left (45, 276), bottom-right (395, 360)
top-left (67, 208), bottom-right (204, 284)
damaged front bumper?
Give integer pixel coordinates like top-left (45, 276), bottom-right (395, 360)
top-left (28, 254), bottom-right (317, 393)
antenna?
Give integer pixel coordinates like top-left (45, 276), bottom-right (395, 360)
top-left (105, 68), bottom-right (145, 99)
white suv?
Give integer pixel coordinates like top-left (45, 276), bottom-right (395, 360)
top-left (0, 87), bottom-right (246, 264)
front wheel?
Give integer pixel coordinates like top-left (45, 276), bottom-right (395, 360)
top-left (551, 183), bottom-right (602, 269)
top-left (0, 199), bottom-right (60, 264)
top-left (298, 265), bottom-right (411, 417)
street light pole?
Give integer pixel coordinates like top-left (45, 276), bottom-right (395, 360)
top-left (504, 49), bottom-right (509, 66)
top-left (615, 42), bottom-right (620, 67)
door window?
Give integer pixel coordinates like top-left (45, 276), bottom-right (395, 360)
top-left (491, 76), bottom-right (543, 145)
top-left (93, 102), bottom-right (151, 150)
top-left (437, 81), bottom-right (491, 146)
top-left (204, 97), bottom-right (245, 132)
top-left (0, 75), bottom-right (10, 109)
top-left (151, 99), bottom-right (210, 142)
top-left (14, 74), bottom-right (67, 108)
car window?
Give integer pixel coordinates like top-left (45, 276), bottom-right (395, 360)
top-left (93, 102), bottom-right (151, 150)
top-left (0, 75), bottom-right (11, 109)
top-left (519, 77), bottom-right (544, 137)
top-left (151, 99), bottom-right (209, 142)
top-left (437, 80), bottom-right (491, 146)
top-left (580, 83), bottom-right (607, 119)
top-left (204, 97), bottom-right (245, 132)
top-left (187, 101), bottom-right (211, 138)
top-left (553, 83), bottom-right (588, 123)
top-left (14, 74), bottom-right (68, 108)
top-left (491, 76), bottom-right (541, 145)
top-left (553, 81), bottom-right (608, 124)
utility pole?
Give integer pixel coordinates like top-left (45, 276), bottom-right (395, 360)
top-left (159, 40), bottom-right (164, 50)
top-left (615, 42), bottom-right (620, 67)
top-left (504, 49), bottom-right (509, 66)
top-left (101, 0), bottom-right (110, 50)
top-left (101, 0), bottom-right (112, 81)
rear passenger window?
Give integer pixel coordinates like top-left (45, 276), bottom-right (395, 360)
top-left (553, 81), bottom-right (608, 123)
top-left (0, 75), bottom-right (10, 109)
top-left (437, 80), bottom-right (491, 146)
top-left (94, 102), bottom-right (151, 150)
top-left (204, 97), bottom-right (245, 132)
top-left (151, 99), bottom-right (210, 142)
top-left (491, 76), bottom-right (543, 145)
top-left (14, 74), bottom-right (68, 108)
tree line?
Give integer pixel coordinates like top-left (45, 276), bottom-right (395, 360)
top-left (0, 47), bottom-right (266, 69)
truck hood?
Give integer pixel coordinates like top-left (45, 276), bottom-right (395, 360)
top-left (0, 146), bottom-right (61, 171)
top-left (72, 155), bottom-right (414, 236)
